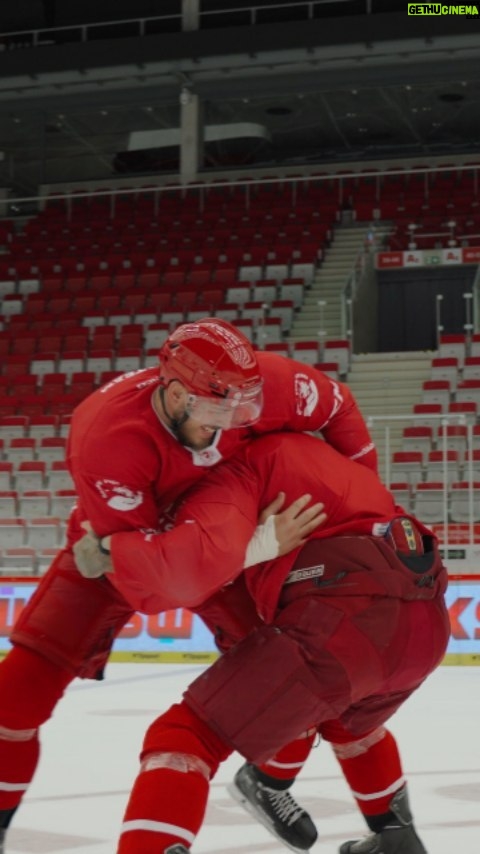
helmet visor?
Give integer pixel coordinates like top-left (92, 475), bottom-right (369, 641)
top-left (186, 383), bottom-right (263, 429)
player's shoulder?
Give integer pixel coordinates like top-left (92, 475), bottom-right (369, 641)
top-left (72, 368), bottom-right (160, 441)
top-left (256, 349), bottom-right (291, 379)
top-left (97, 366), bottom-right (160, 398)
top-left (256, 349), bottom-right (330, 383)
top-left (256, 350), bottom-right (290, 364)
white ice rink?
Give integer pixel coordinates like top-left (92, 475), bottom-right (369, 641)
top-left (4, 663), bottom-right (480, 854)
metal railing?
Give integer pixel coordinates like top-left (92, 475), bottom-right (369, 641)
top-left (367, 412), bottom-right (480, 549)
top-left (1, 161), bottom-right (480, 217)
top-left (435, 291), bottom-right (477, 350)
top-left (0, 2), bottom-right (393, 46)
top-left (473, 264), bottom-right (480, 332)
top-left (342, 247), bottom-right (368, 343)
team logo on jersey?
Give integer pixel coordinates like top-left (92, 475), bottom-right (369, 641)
top-left (95, 479), bottom-right (144, 511)
top-left (294, 373), bottom-right (319, 417)
top-left (191, 446), bottom-right (223, 467)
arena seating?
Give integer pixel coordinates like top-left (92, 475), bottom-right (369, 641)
top-left (351, 166), bottom-right (480, 252)
top-left (386, 336), bottom-right (480, 530)
top-left (2, 169), bottom-right (480, 571)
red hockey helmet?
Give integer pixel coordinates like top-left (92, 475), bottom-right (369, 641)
top-left (158, 318), bottom-right (263, 428)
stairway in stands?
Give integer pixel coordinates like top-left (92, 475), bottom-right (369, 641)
top-left (346, 350), bottom-right (434, 481)
top-left (289, 223), bottom-right (370, 341)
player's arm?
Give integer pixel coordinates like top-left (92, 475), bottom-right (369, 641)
top-left (107, 499), bottom-right (257, 613)
top-left (68, 428), bottom-right (165, 537)
top-left (317, 375), bottom-right (377, 471)
top-left (73, 482), bottom-right (325, 614)
top-left (73, 466), bottom-right (260, 614)
top-left (69, 422), bottom-right (251, 612)
top-left (254, 353), bottom-right (377, 472)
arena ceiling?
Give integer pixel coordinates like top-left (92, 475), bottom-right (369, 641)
top-left (0, 1), bottom-right (479, 197)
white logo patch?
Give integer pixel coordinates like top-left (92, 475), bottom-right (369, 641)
top-left (294, 373), bottom-right (319, 417)
top-left (372, 522), bottom-right (390, 537)
top-left (191, 446), bottom-right (223, 467)
top-left (284, 564), bottom-right (325, 585)
top-left (95, 479), bottom-right (144, 511)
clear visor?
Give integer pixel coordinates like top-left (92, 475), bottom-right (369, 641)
top-left (185, 385), bottom-right (263, 429)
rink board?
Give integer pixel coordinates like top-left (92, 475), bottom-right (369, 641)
top-left (0, 575), bottom-right (479, 664)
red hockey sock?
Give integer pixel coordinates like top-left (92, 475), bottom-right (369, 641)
top-left (118, 765), bottom-right (209, 853)
top-left (118, 701), bottom-right (231, 853)
top-left (324, 722), bottom-right (404, 817)
top-left (0, 735), bottom-right (40, 813)
top-left (255, 728), bottom-right (317, 785)
top-left (0, 645), bottom-right (72, 813)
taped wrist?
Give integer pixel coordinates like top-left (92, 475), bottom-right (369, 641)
top-left (244, 515), bottom-right (279, 567)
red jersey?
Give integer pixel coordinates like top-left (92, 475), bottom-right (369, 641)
top-left (107, 432), bottom-right (403, 617)
top-left (67, 353), bottom-right (376, 549)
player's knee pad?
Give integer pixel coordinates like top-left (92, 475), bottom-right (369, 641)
top-left (141, 701), bottom-right (231, 778)
top-left (10, 549), bottom-right (133, 679)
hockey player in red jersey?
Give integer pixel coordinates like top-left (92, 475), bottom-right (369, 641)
top-left (72, 430), bottom-right (450, 854)
top-left (0, 317), bottom-right (376, 854)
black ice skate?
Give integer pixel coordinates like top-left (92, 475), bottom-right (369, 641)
top-left (228, 763), bottom-right (318, 853)
top-left (339, 787), bottom-right (428, 854)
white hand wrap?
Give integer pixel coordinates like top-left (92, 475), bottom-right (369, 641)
top-left (243, 514), bottom-right (280, 568)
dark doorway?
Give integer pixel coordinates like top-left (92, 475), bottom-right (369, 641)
top-left (377, 267), bottom-right (477, 352)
